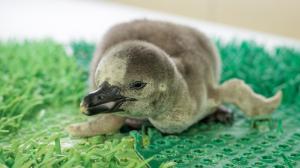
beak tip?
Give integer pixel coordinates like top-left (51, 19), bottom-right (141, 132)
top-left (80, 102), bottom-right (89, 115)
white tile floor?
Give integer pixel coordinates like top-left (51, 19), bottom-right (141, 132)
top-left (0, 0), bottom-right (299, 49)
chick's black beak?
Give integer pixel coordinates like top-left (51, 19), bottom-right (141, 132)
top-left (80, 81), bottom-right (136, 116)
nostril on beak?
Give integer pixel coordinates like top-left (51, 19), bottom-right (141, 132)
top-left (97, 95), bottom-right (104, 100)
top-left (92, 95), bottom-right (103, 105)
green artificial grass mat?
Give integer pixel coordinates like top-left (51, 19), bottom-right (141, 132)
top-left (0, 39), bottom-right (299, 168)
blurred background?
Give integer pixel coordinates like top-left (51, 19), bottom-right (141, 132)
top-left (0, 0), bottom-right (299, 48)
top-left (112, 0), bottom-right (300, 40)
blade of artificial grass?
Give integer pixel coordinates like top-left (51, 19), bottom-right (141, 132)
top-left (0, 40), bottom-right (86, 137)
top-left (0, 40), bottom-right (145, 167)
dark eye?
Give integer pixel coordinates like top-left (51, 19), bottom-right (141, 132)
top-left (129, 81), bottom-right (147, 90)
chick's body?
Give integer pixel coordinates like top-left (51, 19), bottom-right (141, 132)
top-left (67, 20), bottom-right (282, 136)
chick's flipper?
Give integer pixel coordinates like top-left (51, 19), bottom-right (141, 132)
top-left (66, 114), bottom-right (125, 137)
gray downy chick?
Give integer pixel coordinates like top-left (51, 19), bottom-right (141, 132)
top-left (67, 20), bottom-right (282, 137)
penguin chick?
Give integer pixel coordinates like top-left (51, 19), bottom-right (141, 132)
top-left (67, 20), bottom-right (282, 136)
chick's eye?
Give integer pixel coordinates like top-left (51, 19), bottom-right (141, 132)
top-left (129, 81), bottom-right (147, 90)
